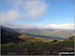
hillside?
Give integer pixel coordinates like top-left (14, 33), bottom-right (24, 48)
top-left (0, 26), bottom-right (74, 55)
top-left (1, 36), bottom-right (74, 55)
top-left (1, 26), bottom-right (23, 44)
top-left (65, 36), bottom-right (75, 41)
top-left (15, 29), bottom-right (75, 39)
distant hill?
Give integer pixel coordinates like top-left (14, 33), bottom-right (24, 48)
top-left (15, 29), bottom-right (75, 39)
top-left (1, 25), bottom-right (23, 44)
top-left (1, 25), bottom-right (74, 44)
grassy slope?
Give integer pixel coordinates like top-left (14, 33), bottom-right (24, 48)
top-left (1, 34), bottom-right (74, 55)
top-left (1, 40), bottom-right (74, 55)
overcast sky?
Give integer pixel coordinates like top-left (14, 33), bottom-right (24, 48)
top-left (1, 0), bottom-right (74, 29)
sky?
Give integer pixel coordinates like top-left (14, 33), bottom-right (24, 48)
top-left (1, 0), bottom-right (74, 29)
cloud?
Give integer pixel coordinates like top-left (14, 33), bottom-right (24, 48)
top-left (24, 0), bottom-right (48, 20)
top-left (1, 9), bottom-right (20, 25)
top-left (43, 24), bottom-right (74, 29)
top-left (1, 0), bottom-right (48, 26)
top-left (1, 0), bottom-right (74, 30)
top-left (10, 24), bottom-right (74, 30)
top-left (12, 24), bottom-right (38, 29)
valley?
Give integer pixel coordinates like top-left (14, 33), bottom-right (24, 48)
top-left (0, 25), bottom-right (74, 55)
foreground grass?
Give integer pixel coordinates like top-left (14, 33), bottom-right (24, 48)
top-left (1, 41), bottom-right (74, 55)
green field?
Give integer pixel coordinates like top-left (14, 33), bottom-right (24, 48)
top-left (1, 40), bottom-right (74, 55)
